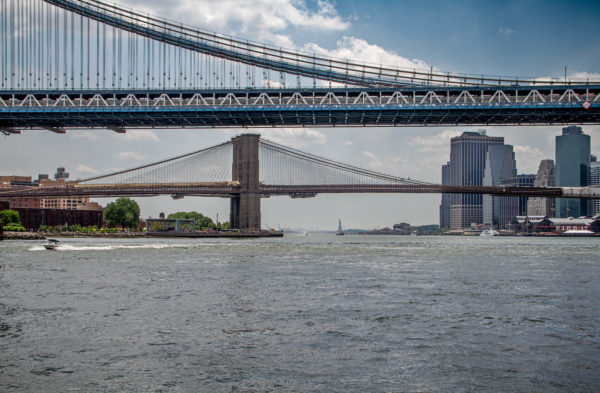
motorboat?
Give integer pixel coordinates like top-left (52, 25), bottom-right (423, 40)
top-left (480, 228), bottom-right (499, 236)
top-left (43, 239), bottom-right (60, 250)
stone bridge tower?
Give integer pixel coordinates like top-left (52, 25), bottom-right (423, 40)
top-left (230, 134), bottom-right (261, 230)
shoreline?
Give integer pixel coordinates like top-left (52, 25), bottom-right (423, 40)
top-left (0, 231), bottom-right (284, 240)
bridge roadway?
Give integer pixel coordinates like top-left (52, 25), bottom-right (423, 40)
top-left (1, 85), bottom-right (599, 131)
top-left (2, 182), bottom-right (596, 199)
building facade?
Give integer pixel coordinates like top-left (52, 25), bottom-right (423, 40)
top-left (14, 207), bottom-right (104, 230)
top-left (527, 159), bottom-right (556, 217)
top-left (555, 126), bottom-right (590, 217)
top-left (449, 131), bottom-right (505, 229)
top-left (482, 144), bottom-right (517, 227)
top-left (498, 175), bottom-right (536, 229)
top-left (439, 162), bottom-right (451, 229)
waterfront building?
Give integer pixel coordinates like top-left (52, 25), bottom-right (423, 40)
top-left (449, 131), bottom-right (505, 229)
top-left (439, 162), bottom-right (451, 229)
top-left (515, 215), bottom-right (597, 233)
top-left (482, 145), bottom-right (517, 227)
top-left (527, 160), bottom-right (556, 217)
top-left (13, 207), bottom-right (104, 230)
top-left (555, 126), bottom-right (590, 217)
top-left (498, 174), bottom-right (536, 229)
top-left (588, 159), bottom-right (600, 216)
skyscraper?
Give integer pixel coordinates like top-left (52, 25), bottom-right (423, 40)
top-left (449, 131), bottom-right (504, 229)
top-left (588, 159), bottom-right (600, 217)
top-left (527, 160), bottom-right (555, 217)
top-left (439, 162), bottom-right (451, 229)
top-left (555, 126), bottom-right (590, 217)
top-left (482, 144), bottom-right (517, 227)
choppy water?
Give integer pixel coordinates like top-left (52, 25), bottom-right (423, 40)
top-left (1, 235), bottom-right (599, 392)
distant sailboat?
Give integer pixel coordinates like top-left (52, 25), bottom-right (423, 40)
top-left (336, 219), bottom-right (344, 235)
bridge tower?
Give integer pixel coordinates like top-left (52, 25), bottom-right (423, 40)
top-left (230, 134), bottom-right (261, 230)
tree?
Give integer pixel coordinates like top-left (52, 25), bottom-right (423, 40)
top-left (104, 198), bottom-right (140, 228)
top-left (0, 209), bottom-right (20, 225)
top-left (167, 211), bottom-right (215, 229)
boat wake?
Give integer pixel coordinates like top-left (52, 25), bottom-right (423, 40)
top-left (28, 243), bottom-right (209, 251)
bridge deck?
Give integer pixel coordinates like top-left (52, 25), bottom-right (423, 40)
top-left (1, 87), bottom-right (598, 129)
top-left (2, 183), bottom-right (596, 199)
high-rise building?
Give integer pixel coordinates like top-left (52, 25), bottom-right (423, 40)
top-left (439, 162), bottom-right (451, 229)
top-left (555, 126), bottom-right (590, 217)
top-left (498, 175), bottom-right (536, 229)
top-left (588, 160), bottom-right (600, 217)
top-left (482, 145), bottom-right (517, 227)
top-left (449, 131), bottom-right (504, 229)
top-left (527, 160), bottom-right (555, 217)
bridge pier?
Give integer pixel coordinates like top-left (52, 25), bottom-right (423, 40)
top-left (230, 134), bottom-right (261, 231)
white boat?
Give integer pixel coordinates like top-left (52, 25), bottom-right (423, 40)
top-left (43, 239), bottom-right (60, 250)
top-left (336, 219), bottom-right (344, 235)
top-left (480, 228), bottom-right (499, 236)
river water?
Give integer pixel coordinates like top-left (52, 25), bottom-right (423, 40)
top-left (1, 235), bottom-right (599, 392)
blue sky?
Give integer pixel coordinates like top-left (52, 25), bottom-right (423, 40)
top-left (2, 0), bottom-right (599, 230)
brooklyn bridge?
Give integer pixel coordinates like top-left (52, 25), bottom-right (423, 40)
top-left (1, 134), bottom-right (598, 230)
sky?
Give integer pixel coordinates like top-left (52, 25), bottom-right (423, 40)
top-left (2, 0), bottom-right (600, 230)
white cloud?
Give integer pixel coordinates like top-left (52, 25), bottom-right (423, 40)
top-left (124, 0), bottom-right (349, 46)
top-left (513, 144), bottom-right (546, 174)
top-left (69, 131), bottom-right (99, 141)
top-left (408, 129), bottom-right (461, 153)
top-left (116, 130), bottom-right (159, 143)
top-left (343, 140), bottom-right (354, 146)
top-left (302, 36), bottom-right (432, 72)
top-left (498, 27), bottom-right (515, 36)
top-left (75, 164), bottom-right (100, 176)
top-left (114, 151), bottom-right (149, 161)
top-left (251, 128), bottom-right (326, 148)
top-left (362, 150), bottom-right (387, 171)
top-left (362, 150), bottom-right (378, 160)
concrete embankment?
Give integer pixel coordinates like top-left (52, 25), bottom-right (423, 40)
top-left (1, 232), bottom-right (47, 240)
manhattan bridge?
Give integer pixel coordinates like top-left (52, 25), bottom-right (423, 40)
top-left (0, 0), bottom-right (599, 229)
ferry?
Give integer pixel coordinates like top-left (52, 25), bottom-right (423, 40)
top-left (480, 228), bottom-right (499, 236)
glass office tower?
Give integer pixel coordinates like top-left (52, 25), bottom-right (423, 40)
top-left (449, 131), bottom-right (504, 229)
top-left (555, 126), bottom-right (590, 217)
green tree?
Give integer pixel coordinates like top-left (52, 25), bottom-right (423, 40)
top-left (167, 211), bottom-right (215, 229)
top-left (104, 198), bottom-right (140, 228)
top-left (0, 209), bottom-right (20, 225)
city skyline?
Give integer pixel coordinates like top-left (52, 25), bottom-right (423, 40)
top-left (1, 0), bottom-right (600, 229)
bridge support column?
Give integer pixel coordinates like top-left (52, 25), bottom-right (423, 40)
top-left (230, 134), bottom-right (261, 231)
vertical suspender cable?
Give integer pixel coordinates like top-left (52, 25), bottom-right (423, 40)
top-left (102, 22), bottom-right (106, 89)
top-left (71, 11), bottom-right (74, 89)
top-left (112, 25), bottom-right (115, 88)
top-left (80, 13), bottom-right (83, 89)
top-left (55, 5), bottom-right (59, 88)
top-left (63, 7), bottom-right (67, 88)
top-left (87, 15), bottom-right (90, 89)
top-left (96, 19), bottom-right (99, 88)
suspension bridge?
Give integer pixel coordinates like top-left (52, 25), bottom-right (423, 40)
top-left (0, 0), bottom-right (599, 134)
top-left (2, 134), bottom-right (598, 230)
